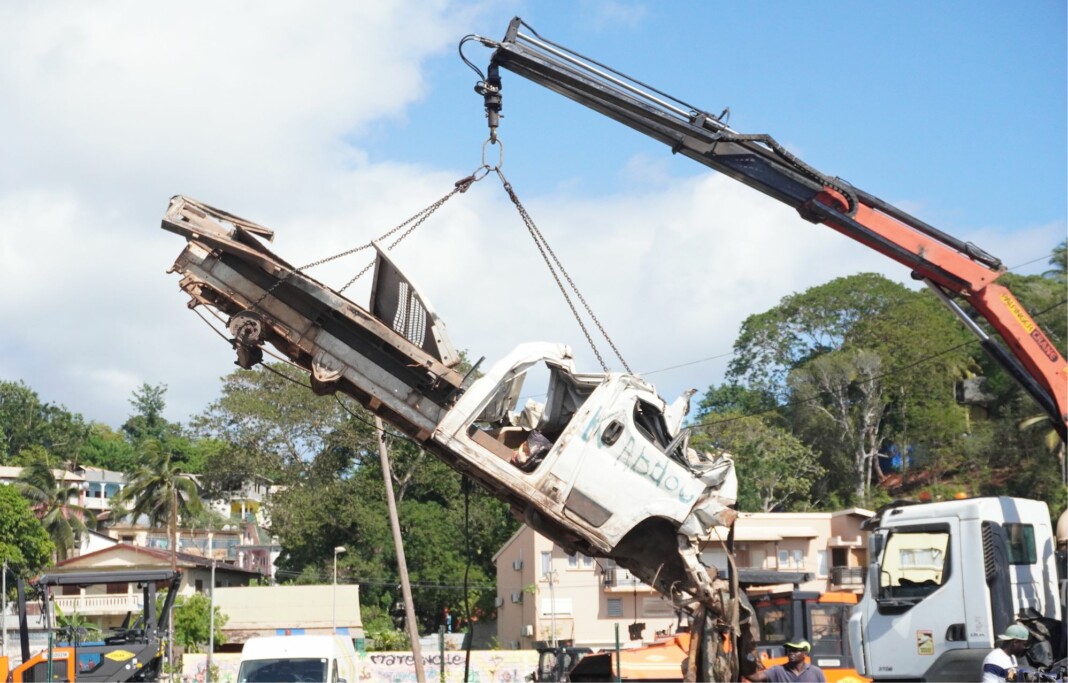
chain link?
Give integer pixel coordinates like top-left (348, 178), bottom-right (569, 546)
top-left (238, 164), bottom-right (629, 378)
top-left (336, 173), bottom-right (480, 293)
top-left (493, 168), bottom-right (631, 374)
top-left (244, 172), bottom-right (483, 311)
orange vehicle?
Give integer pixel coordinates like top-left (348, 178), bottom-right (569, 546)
top-left (558, 592), bottom-right (866, 682)
top-left (565, 632), bottom-right (692, 681)
top-left (748, 591), bottom-right (869, 683)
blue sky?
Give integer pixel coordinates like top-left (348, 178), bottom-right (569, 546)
top-left (379, 2), bottom-right (1067, 235)
top-left (0, 1), bottom-right (1064, 429)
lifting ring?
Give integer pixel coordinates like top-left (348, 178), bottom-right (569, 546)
top-left (482, 136), bottom-right (504, 171)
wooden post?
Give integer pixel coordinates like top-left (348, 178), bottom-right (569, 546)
top-left (375, 416), bottom-right (426, 683)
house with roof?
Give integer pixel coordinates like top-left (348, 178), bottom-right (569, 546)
top-left (48, 544), bottom-right (260, 631)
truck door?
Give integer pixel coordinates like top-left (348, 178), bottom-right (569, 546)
top-left (561, 388), bottom-right (704, 543)
top-left (859, 517), bottom-right (967, 679)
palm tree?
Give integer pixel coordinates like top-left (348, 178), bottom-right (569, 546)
top-left (114, 439), bottom-right (204, 674)
top-left (115, 439), bottom-right (204, 570)
top-left (1020, 415), bottom-right (1067, 485)
top-left (16, 460), bottom-right (97, 561)
top-left (1042, 239), bottom-right (1066, 282)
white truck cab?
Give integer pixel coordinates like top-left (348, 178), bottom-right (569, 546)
top-left (848, 496), bottom-right (1063, 681)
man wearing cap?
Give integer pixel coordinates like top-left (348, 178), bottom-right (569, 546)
top-left (982, 624), bottom-right (1030, 682)
top-left (745, 640), bottom-right (827, 682)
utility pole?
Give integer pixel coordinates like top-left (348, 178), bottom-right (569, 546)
top-left (207, 532), bottom-right (215, 683)
top-left (375, 416), bottom-right (426, 683)
top-left (2, 559), bottom-right (7, 659)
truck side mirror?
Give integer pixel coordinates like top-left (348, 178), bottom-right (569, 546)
top-left (869, 533), bottom-right (884, 558)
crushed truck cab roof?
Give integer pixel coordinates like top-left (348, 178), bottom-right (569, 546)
top-left (163, 195), bottom-right (737, 607)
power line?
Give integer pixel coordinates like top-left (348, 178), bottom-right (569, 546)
top-left (271, 568), bottom-right (494, 591)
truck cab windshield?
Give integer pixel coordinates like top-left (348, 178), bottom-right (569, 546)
top-left (237, 657), bottom-right (329, 682)
top-left (876, 529), bottom-right (950, 608)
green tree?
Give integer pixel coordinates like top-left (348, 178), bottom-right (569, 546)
top-left (695, 383), bottom-right (778, 419)
top-left (171, 591), bottom-right (228, 652)
top-left (79, 423), bottom-right (139, 471)
top-left (0, 380), bottom-right (88, 465)
top-left (54, 603), bottom-right (102, 642)
top-left (723, 274), bottom-right (984, 504)
top-left (0, 484), bottom-right (55, 576)
top-left (694, 413), bottom-right (823, 511)
top-left (788, 350), bottom-right (888, 503)
top-left (114, 440), bottom-right (204, 570)
top-left (727, 273), bottom-right (912, 399)
top-left (846, 291), bottom-right (974, 473)
top-left (15, 459), bottom-right (96, 560)
top-left (0, 380), bottom-right (40, 461)
top-left (194, 364), bottom-right (357, 471)
top-left (123, 383), bottom-right (170, 444)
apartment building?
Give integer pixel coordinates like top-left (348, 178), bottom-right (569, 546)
top-left (72, 465), bottom-right (127, 517)
top-left (494, 508), bottom-right (871, 649)
top-left (494, 527), bottom-right (682, 651)
top-left (704, 509), bottom-right (872, 596)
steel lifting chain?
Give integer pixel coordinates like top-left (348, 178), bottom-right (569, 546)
top-left (492, 165), bottom-right (631, 374)
top-left (332, 172), bottom-right (482, 293)
top-left (245, 172), bottom-right (484, 312)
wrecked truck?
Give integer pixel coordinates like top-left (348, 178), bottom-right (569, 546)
top-left (162, 194), bottom-right (738, 611)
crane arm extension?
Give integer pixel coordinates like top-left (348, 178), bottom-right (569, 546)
top-left (484, 18), bottom-right (1067, 437)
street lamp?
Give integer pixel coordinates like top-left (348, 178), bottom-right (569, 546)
top-left (333, 546), bottom-right (347, 634)
top-left (544, 570), bottom-right (558, 649)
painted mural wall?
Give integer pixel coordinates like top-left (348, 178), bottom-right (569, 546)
top-left (182, 650), bottom-right (539, 683)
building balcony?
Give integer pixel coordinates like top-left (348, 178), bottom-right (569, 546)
top-left (602, 568), bottom-right (657, 593)
top-left (829, 565), bottom-right (866, 587)
top-left (53, 594), bottom-right (144, 617)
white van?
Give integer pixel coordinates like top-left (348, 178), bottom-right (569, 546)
top-left (237, 635), bottom-right (358, 683)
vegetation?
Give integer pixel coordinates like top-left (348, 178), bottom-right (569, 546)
top-left (0, 484), bottom-right (54, 577)
top-left (170, 591), bottom-right (228, 652)
top-left (15, 459), bottom-right (96, 561)
top-left (114, 439), bottom-right (204, 570)
top-left (54, 604), bottom-right (102, 643)
top-left (696, 248), bottom-right (1066, 514)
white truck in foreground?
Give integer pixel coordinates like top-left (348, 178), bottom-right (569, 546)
top-left (848, 496), bottom-right (1065, 681)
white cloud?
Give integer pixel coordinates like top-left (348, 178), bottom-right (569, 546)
top-left (582, 0), bottom-right (649, 30)
top-left (0, 1), bottom-right (1061, 431)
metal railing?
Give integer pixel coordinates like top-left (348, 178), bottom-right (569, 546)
top-left (53, 594), bottom-right (143, 615)
top-left (602, 567), bottom-right (643, 589)
top-left (830, 566), bottom-right (866, 586)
